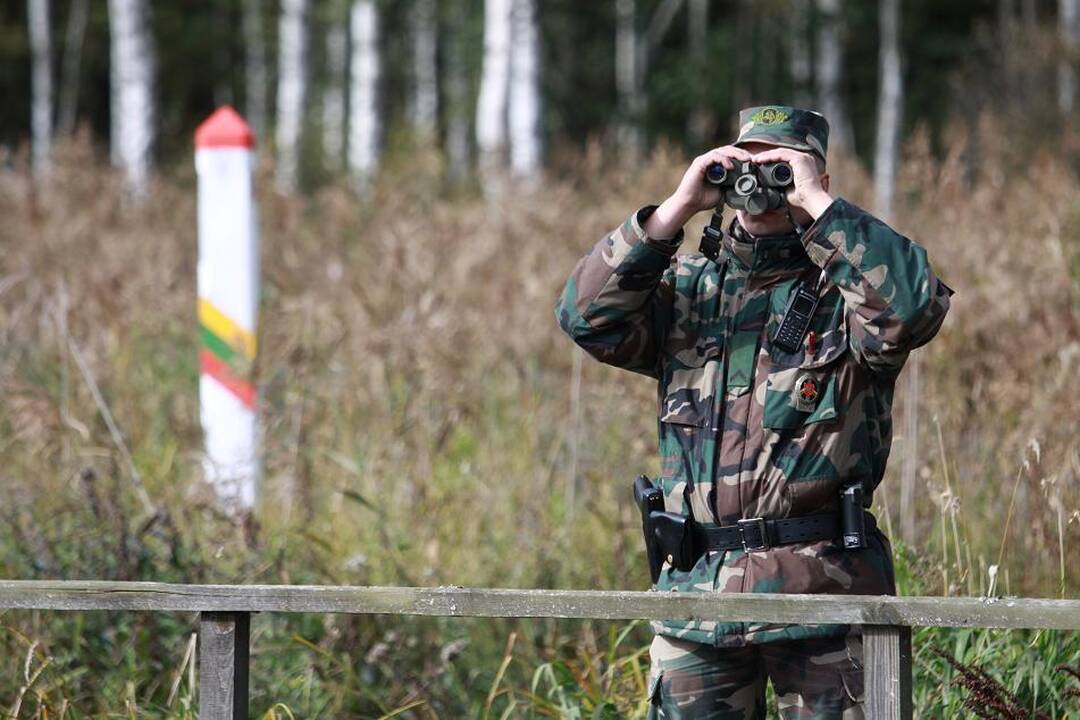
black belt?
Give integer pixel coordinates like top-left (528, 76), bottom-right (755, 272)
top-left (691, 512), bottom-right (876, 552)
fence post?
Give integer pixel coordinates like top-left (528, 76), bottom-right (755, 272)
top-left (199, 611), bottom-right (250, 720)
top-left (864, 624), bottom-right (912, 720)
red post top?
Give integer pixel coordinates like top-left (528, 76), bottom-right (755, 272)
top-left (195, 106), bottom-right (256, 149)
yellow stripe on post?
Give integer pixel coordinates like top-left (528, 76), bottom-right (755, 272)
top-left (198, 298), bottom-right (257, 361)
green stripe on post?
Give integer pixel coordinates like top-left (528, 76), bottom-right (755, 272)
top-left (200, 324), bottom-right (238, 365)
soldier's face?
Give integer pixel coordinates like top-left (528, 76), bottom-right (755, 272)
top-left (734, 142), bottom-right (829, 237)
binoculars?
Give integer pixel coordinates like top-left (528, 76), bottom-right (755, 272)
top-left (704, 160), bottom-right (793, 214)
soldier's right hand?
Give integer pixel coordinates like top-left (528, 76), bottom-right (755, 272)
top-left (670, 145), bottom-right (755, 217)
top-left (644, 145), bottom-right (755, 241)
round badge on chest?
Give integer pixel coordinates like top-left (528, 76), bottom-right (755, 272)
top-left (795, 374), bottom-right (820, 411)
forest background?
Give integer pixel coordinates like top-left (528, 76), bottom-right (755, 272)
top-left (1, 0), bottom-right (1079, 717)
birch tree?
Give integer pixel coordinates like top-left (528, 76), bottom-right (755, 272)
top-left (108, 0), bottom-right (154, 196)
top-left (410, 0), bottom-right (439, 141)
top-left (243, 0), bottom-right (268, 142)
top-left (276, 0), bottom-right (309, 193)
top-left (508, 0), bottom-right (541, 178)
top-left (476, 0), bottom-right (512, 175)
top-left (814, 0), bottom-right (854, 155)
top-left (29, 0), bottom-right (52, 178)
top-left (322, 11), bottom-right (347, 169)
top-left (1061, 0), bottom-right (1079, 114)
top-left (57, 0), bottom-right (89, 137)
top-left (615, 0), bottom-right (644, 157)
top-left (348, 0), bottom-right (380, 193)
top-left (874, 0), bottom-right (902, 221)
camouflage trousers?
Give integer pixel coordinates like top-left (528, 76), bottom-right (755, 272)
top-left (646, 630), bottom-right (864, 719)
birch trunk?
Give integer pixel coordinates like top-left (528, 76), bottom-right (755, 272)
top-left (1060, 0), bottom-right (1079, 114)
top-left (276, 0), bottom-right (309, 193)
top-left (348, 0), bottom-right (380, 193)
top-left (410, 0), bottom-right (439, 141)
top-left (242, 0), bottom-right (268, 142)
top-left (322, 20), bottom-right (347, 169)
top-left (476, 0), bottom-right (512, 175)
top-left (788, 0), bottom-right (812, 107)
top-left (444, 0), bottom-right (471, 180)
top-left (29, 0), bottom-right (52, 178)
top-left (686, 0), bottom-right (709, 145)
top-left (57, 0), bottom-right (88, 137)
top-left (874, 0), bottom-right (902, 221)
top-left (814, 0), bottom-right (854, 155)
top-left (108, 0), bottom-right (154, 196)
top-left (615, 0), bottom-right (644, 158)
top-left (508, 0), bottom-right (541, 179)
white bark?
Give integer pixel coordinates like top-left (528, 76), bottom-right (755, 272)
top-left (29, 0), bottom-right (52, 178)
top-left (276, 0), bottom-right (309, 193)
top-left (410, 0), bottom-right (439, 140)
top-left (322, 21), bottom-right (347, 168)
top-left (476, 0), bottom-right (512, 166)
top-left (508, 0), bottom-right (541, 178)
top-left (615, 0), bottom-right (644, 156)
top-left (57, 0), bottom-right (88, 137)
top-left (242, 0), bottom-right (268, 143)
top-left (1060, 0), bottom-right (1079, 114)
top-left (789, 0), bottom-right (812, 107)
top-left (814, 0), bottom-right (853, 155)
top-left (108, 0), bottom-right (154, 196)
top-left (874, 0), bottom-right (902, 221)
top-left (348, 0), bottom-right (380, 193)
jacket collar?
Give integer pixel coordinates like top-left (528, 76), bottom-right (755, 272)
top-left (722, 217), bottom-right (814, 281)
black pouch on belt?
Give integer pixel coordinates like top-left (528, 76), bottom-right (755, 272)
top-left (649, 512), bottom-right (697, 574)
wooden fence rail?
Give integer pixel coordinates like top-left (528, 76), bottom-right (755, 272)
top-left (1, 581), bottom-right (1077, 719)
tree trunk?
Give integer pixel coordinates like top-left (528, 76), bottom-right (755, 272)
top-left (410, 0), bottom-right (439, 141)
top-left (108, 0), bottom-right (154, 196)
top-left (788, 0), bottom-right (812, 107)
top-left (476, 0), bottom-right (512, 178)
top-left (322, 16), bottom-right (347, 170)
top-left (815, 0), bottom-right (854, 156)
top-left (1060, 0), bottom-right (1079, 114)
top-left (57, 0), bottom-right (88, 137)
top-left (348, 0), bottom-right (380, 193)
top-left (276, 0), bottom-right (309, 193)
top-left (508, 0), bottom-right (541, 179)
top-left (242, 0), bottom-right (268, 143)
top-left (615, 0), bottom-right (644, 158)
top-left (28, 0), bottom-right (52, 178)
top-left (686, 0), bottom-right (710, 145)
top-left (444, 0), bottom-right (471, 181)
top-left (874, 0), bottom-right (902, 221)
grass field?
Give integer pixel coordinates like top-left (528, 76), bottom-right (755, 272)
top-left (0, 117), bottom-right (1077, 717)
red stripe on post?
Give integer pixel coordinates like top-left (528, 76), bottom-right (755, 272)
top-left (195, 106), bottom-right (256, 149)
top-left (200, 349), bottom-right (256, 409)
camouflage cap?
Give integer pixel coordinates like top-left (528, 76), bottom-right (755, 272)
top-left (733, 105), bottom-right (829, 162)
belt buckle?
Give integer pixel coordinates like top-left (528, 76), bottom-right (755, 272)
top-left (737, 517), bottom-right (770, 551)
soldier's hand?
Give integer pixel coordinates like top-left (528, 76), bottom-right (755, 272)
top-left (749, 147), bottom-right (834, 220)
top-left (645, 146), bottom-right (756, 240)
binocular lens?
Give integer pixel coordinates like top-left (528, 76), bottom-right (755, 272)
top-left (770, 163), bottom-right (793, 185)
top-left (734, 174), bottom-right (758, 196)
top-left (704, 163), bottom-right (727, 185)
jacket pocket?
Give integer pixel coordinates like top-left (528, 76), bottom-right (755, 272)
top-left (658, 357), bottom-right (721, 428)
top-left (762, 304), bottom-right (847, 429)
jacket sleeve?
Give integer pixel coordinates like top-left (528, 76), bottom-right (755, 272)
top-left (554, 205), bottom-right (683, 379)
top-left (799, 197), bottom-right (954, 376)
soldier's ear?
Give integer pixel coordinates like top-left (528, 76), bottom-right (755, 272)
top-left (821, 173), bottom-right (831, 193)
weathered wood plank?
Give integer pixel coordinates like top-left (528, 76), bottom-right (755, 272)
top-left (0, 581), bottom-right (1076, 629)
top-left (199, 612), bottom-right (250, 720)
top-left (864, 625), bottom-right (912, 720)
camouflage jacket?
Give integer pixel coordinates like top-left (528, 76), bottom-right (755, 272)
top-left (555, 198), bottom-right (952, 647)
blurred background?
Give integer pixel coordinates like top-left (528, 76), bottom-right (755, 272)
top-left (0, 0), bottom-right (1078, 717)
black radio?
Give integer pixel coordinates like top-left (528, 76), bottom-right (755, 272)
top-left (772, 282), bottom-right (819, 354)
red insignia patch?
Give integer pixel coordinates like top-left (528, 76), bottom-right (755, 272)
top-left (798, 378), bottom-right (819, 403)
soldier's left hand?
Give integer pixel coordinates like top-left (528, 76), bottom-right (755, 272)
top-left (750, 147), bottom-right (832, 218)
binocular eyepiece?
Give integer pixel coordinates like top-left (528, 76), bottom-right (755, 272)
top-left (703, 160), bottom-right (794, 215)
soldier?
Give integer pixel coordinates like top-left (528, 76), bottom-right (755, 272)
top-left (554, 106), bottom-right (953, 718)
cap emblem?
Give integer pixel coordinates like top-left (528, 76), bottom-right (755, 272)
top-left (751, 108), bottom-right (790, 125)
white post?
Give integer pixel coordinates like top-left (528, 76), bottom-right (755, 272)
top-left (195, 106), bottom-right (260, 511)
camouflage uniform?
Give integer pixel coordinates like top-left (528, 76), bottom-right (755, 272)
top-left (554, 106), bottom-right (952, 718)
